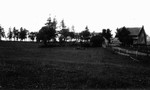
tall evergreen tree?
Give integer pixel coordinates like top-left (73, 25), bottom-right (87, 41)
top-left (59, 20), bottom-right (70, 42)
top-left (7, 27), bottom-right (13, 40)
top-left (13, 27), bottom-right (19, 41)
top-left (52, 16), bottom-right (57, 29)
top-left (61, 19), bottom-right (66, 29)
top-left (0, 25), bottom-right (5, 41)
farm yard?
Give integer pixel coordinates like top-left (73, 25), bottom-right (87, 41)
top-left (1, 0), bottom-right (150, 89)
top-left (0, 41), bottom-right (150, 89)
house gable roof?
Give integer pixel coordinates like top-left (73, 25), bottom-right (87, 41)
top-left (126, 27), bottom-right (141, 36)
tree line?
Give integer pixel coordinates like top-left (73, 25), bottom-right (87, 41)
top-left (4, 15), bottom-right (141, 47)
top-left (0, 16), bottom-right (113, 47)
top-left (36, 16), bottom-right (113, 47)
top-left (0, 26), bottom-right (37, 41)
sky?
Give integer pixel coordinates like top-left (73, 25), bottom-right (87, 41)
top-left (0, 0), bottom-right (150, 36)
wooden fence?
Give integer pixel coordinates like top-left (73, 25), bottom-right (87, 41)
top-left (112, 46), bottom-right (150, 61)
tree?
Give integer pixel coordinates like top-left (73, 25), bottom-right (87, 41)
top-left (59, 28), bottom-right (70, 42)
top-left (106, 29), bottom-right (112, 43)
top-left (60, 19), bottom-right (66, 29)
top-left (7, 27), bottom-right (13, 40)
top-left (90, 35), bottom-right (104, 47)
top-left (52, 16), bottom-right (57, 29)
top-left (38, 26), bottom-right (56, 45)
top-left (19, 27), bottom-right (28, 41)
top-left (115, 27), bottom-right (132, 46)
top-left (68, 32), bottom-right (75, 41)
top-left (46, 16), bottom-right (57, 30)
top-left (80, 26), bottom-right (91, 41)
top-left (102, 28), bottom-right (112, 42)
top-left (68, 25), bottom-right (75, 41)
top-left (13, 27), bottom-right (19, 41)
top-left (59, 20), bottom-right (70, 42)
top-left (102, 29), bottom-right (112, 43)
top-left (0, 25), bottom-right (5, 41)
top-left (37, 16), bottom-right (57, 46)
top-left (28, 32), bottom-right (36, 41)
top-left (102, 29), bottom-right (107, 37)
top-left (74, 33), bottom-right (80, 42)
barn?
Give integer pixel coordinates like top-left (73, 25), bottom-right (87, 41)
top-left (118, 26), bottom-right (147, 45)
top-left (126, 26), bottom-right (147, 45)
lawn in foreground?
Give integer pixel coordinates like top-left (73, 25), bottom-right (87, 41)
top-left (0, 41), bottom-right (150, 89)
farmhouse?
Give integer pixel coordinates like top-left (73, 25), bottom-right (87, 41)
top-left (119, 26), bottom-right (147, 45)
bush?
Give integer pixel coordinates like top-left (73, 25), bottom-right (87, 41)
top-left (90, 35), bottom-right (104, 47)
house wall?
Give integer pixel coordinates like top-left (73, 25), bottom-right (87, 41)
top-left (137, 28), bottom-right (147, 45)
top-left (133, 39), bottom-right (138, 44)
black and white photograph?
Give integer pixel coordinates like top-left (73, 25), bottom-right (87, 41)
top-left (0, 0), bottom-right (150, 89)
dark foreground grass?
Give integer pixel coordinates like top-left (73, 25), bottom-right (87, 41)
top-left (0, 41), bottom-right (150, 89)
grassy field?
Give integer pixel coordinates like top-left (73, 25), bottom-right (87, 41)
top-left (0, 41), bottom-right (150, 89)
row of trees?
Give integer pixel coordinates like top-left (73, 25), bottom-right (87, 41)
top-left (0, 16), bottom-right (113, 47)
top-left (37, 16), bottom-right (113, 46)
top-left (0, 26), bottom-right (37, 41)
top-left (7, 27), bottom-right (29, 41)
top-left (0, 26), bottom-right (5, 41)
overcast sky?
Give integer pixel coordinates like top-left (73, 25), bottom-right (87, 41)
top-left (0, 0), bottom-right (150, 36)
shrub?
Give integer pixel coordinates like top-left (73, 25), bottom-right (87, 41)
top-left (90, 35), bottom-right (104, 47)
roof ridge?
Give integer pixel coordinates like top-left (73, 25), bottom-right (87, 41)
top-left (126, 27), bottom-right (142, 29)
